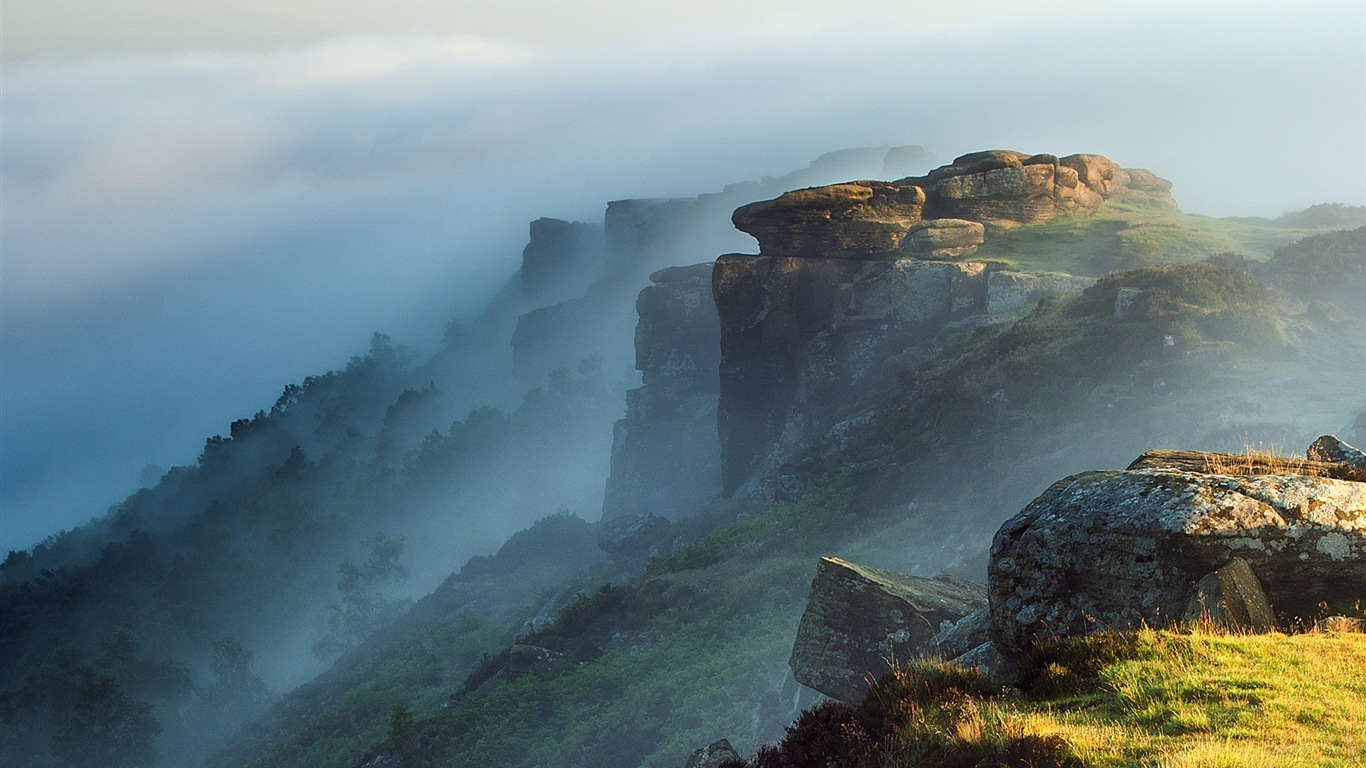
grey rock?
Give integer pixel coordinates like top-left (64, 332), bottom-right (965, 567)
top-left (507, 643), bottom-right (566, 680)
top-left (596, 512), bottom-right (674, 562)
top-left (790, 557), bottom-right (987, 702)
top-left (602, 263), bottom-right (722, 520)
top-left (684, 739), bottom-right (741, 768)
top-left (1182, 557), bottom-right (1278, 631)
top-left (948, 642), bottom-right (1006, 678)
top-left (986, 270), bottom-right (1094, 314)
top-left (919, 606), bottom-right (993, 660)
top-left (989, 469), bottom-right (1366, 654)
top-left (1307, 435), bottom-right (1366, 478)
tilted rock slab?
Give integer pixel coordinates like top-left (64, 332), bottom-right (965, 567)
top-left (989, 469), bottom-right (1366, 654)
top-left (790, 557), bottom-right (986, 702)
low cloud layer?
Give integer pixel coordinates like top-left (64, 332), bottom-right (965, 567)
top-left (2, 1), bottom-right (1363, 550)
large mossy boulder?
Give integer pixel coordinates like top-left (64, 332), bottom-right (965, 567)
top-left (988, 467), bottom-right (1366, 654)
top-left (790, 557), bottom-right (986, 702)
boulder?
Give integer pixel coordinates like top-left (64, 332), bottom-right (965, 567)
top-left (1059, 154), bottom-right (1131, 197)
top-left (507, 643), bottom-right (566, 680)
top-left (900, 218), bottom-right (985, 260)
top-left (918, 606), bottom-right (993, 660)
top-left (731, 181), bottom-right (927, 258)
top-left (1307, 435), bottom-right (1366, 478)
top-left (790, 557), bottom-right (987, 702)
top-left (1182, 557), bottom-right (1277, 631)
top-left (596, 512), bottom-right (674, 563)
top-left (921, 150), bottom-right (1104, 227)
top-left (989, 468), bottom-right (1366, 654)
top-left (1114, 168), bottom-right (1179, 209)
top-left (986, 270), bottom-right (1094, 314)
top-left (684, 739), bottom-right (741, 768)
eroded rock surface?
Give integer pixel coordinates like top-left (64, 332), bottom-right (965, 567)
top-left (714, 150), bottom-right (1160, 496)
top-left (790, 557), bottom-right (986, 702)
top-left (602, 263), bottom-right (722, 520)
top-left (732, 181), bottom-right (927, 259)
top-left (989, 468), bottom-right (1366, 654)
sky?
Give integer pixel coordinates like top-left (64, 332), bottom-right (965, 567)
top-left (2, 0), bottom-right (1364, 551)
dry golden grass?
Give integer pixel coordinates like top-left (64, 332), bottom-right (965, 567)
top-left (1199, 443), bottom-right (1328, 478)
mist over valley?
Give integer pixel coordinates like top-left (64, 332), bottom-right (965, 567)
top-left (1, 3), bottom-right (1364, 767)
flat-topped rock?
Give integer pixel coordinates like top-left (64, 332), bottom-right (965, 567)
top-left (989, 468), bottom-right (1366, 654)
top-left (731, 181), bottom-right (927, 258)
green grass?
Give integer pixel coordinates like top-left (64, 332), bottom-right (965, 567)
top-left (973, 200), bottom-right (1337, 277)
top-left (422, 556), bottom-right (818, 767)
top-left (1023, 627), bottom-right (1366, 766)
top-left (739, 625), bottom-right (1366, 768)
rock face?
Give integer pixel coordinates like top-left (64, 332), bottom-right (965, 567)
top-left (713, 150), bottom-right (1167, 496)
top-left (602, 264), bottom-right (723, 520)
top-left (989, 468), bottom-right (1366, 654)
top-left (789, 557), bottom-right (987, 702)
top-left (519, 217), bottom-right (606, 301)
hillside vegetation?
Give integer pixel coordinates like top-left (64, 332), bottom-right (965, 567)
top-left (737, 624), bottom-right (1366, 768)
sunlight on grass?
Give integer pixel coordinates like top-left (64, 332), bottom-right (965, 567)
top-left (1016, 628), bottom-right (1366, 766)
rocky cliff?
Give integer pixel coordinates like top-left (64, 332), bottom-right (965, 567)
top-left (602, 263), bottom-right (722, 520)
top-left (713, 150), bottom-right (1147, 496)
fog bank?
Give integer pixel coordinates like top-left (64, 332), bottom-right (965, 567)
top-left (2, 1), bottom-right (1363, 550)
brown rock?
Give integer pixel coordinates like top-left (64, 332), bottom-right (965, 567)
top-left (731, 181), bottom-right (926, 258)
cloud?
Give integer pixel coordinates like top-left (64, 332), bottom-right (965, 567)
top-left (1, 1), bottom-right (1363, 550)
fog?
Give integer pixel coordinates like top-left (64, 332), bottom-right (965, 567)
top-left (2, 1), bottom-right (1364, 552)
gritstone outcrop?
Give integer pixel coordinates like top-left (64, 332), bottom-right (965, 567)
top-left (713, 149), bottom-right (1158, 496)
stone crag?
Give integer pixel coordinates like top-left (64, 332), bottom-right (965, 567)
top-left (713, 149), bottom-right (1158, 496)
top-left (602, 263), bottom-right (723, 520)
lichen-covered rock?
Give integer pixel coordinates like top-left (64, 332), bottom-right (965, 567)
top-left (989, 469), bottom-right (1366, 654)
top-left (1182, 557), bottom-right (1277, 631)
top-left (1307, 435), bottom-right (1366, 477)
top-left (901, 218), bottom-right (985, 260)
top-left (986, 270), bottom-right (1094, 314)
top-left (790, 557), bottom-right (987, 702)
top-left (731, 181), bottom-right (927, 258)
